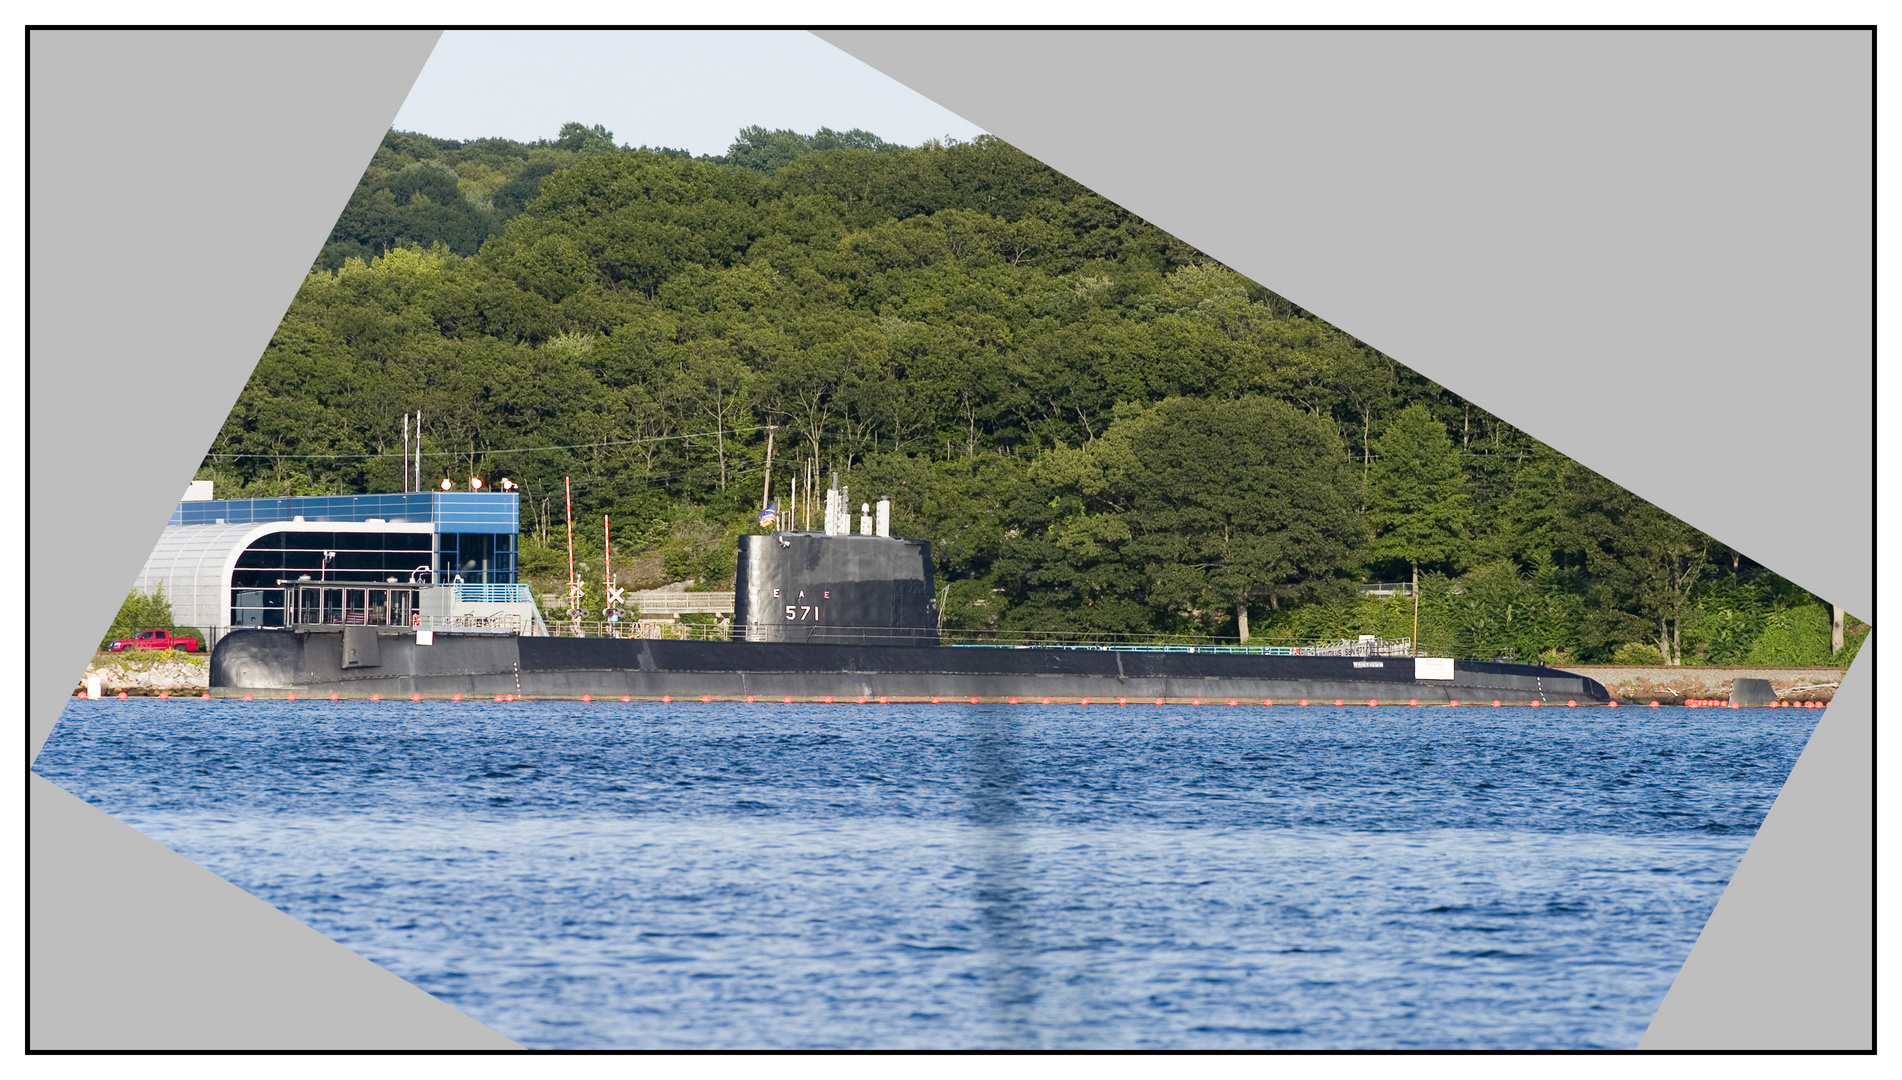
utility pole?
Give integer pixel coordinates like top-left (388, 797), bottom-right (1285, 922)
top-left (1833, 604), bottom-right (1845, 654)
top-left (402, 413), bottom-right (409, 493)
top-left (761, 426), bottom-right (776, 510)
top-left (604, 515), bottom-right (615, 638)
top-left (1411, 564), bottom-right (1420, 657)
top-left (565, 477), bottom-right (583, 637)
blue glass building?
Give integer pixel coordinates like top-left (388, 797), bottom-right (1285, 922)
top-left (139, 491), bottom-right (521, 635)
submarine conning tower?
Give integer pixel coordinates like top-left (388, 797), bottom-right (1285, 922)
top-left (733, 488), bottom-right (939, 646)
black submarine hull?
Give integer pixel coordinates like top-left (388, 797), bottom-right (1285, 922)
top-left (209, 628), bottom-right (1613, 704)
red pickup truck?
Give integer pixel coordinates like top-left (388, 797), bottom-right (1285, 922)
top-left (108, 629), bottom-right (201, 653)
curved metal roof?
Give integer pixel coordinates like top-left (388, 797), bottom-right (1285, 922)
top-left (133, 522), bottom-right (266, 634)
top-left (133, 521), bottom-right (434, 633)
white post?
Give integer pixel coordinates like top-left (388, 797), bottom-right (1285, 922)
top-left (875, 497), bottom-right (890, 537)
top-left (860, 503), bottom-right (873, 535)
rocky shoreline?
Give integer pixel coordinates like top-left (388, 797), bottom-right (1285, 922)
top-left (76, 652), bottom-right (210, 697)
top-left (1568, 665), bottom-right (1844, 706)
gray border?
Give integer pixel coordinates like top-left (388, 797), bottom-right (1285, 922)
top-left (817, 29), bottom-right (1872, 1049)
top-left (30, 28), bottom-right (519, 1049)
top-left (29, 28), bottom-right (1870, 1049)
top-left (28, 775), bottom-right (521, 1049)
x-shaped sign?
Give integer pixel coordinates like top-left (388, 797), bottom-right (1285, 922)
top-left (607, 584), bottom-right (627, 607)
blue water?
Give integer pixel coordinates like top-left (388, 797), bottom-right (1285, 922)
top-left (35, 698), bottom-right (1818, 1049)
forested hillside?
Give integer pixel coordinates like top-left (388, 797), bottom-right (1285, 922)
top-left (201, 126), bottom-right (1863, 666)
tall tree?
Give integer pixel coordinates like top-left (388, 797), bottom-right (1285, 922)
top-left (1365, 403), bottom-right (1473, 580)
top-left (1558, 465), bottom-right (1711, 665)
top-left (1109, 396), bottom-right (1367, 640)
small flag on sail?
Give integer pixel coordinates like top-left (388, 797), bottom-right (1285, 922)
top-left (758, 501), bottom-right (779, 529)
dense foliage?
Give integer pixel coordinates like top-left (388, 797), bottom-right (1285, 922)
top-left (202, 126), bottom-right (1862, 665)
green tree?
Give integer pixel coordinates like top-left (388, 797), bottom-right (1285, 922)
top-left (1365, 403), bottom-right (1473, 580)
top-left (724, 125), bottom-right (817, 174)
top-left (554, 121), bottom-right (618, 156)
top-left (1108, 396), bottom-right (1367, 640)
top-left (1559, 465), bottom-right (1711, 665)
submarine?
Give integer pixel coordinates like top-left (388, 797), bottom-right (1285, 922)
top-left (209, 485), bottom-right (1612, 706)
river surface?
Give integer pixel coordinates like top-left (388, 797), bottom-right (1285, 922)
top-left (35, 698), bottom-right (1818, 1049)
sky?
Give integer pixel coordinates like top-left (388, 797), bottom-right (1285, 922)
top-left (390, 30), bottom-right (988, 154)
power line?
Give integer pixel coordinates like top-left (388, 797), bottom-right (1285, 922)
top-left (202, 425), bottom-right (774, 461)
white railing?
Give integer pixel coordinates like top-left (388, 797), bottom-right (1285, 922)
top-left (1358, 582), bottom-right (1415, 597)
top-left (548, 619), bottom-right (732, 640)
top-left (625, 590), bottom-right (736, 617)
top-left (538, 591), bottom-right (737, 620)
top-left (411, 612), bottom-right (540, 635)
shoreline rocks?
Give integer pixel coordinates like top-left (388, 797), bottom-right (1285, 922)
top-left (76, 653), bottom-right (210, 697)
top-left (1567, 665), bottom-right (1843, 706)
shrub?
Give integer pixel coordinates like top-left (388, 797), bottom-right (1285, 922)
top-left (1611, 642), bottom-right (1667, 665)
top-left (1742, 604), bottom-right (1834, 666)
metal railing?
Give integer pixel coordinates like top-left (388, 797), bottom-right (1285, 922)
top-left (945, 632), bottom-right (1419, 657)
top-left (538, 591), bottom-right (737, 619)
top-left (453, 583), bottom-right (535, 604)
top-left (380, 617), bottom-right (1518, 661)
top-left (419, 612), bottom-right (539, 634)
top-left (518, 621), bottom-right (1434, 655)
top-left (624, 591), bottom-right (736, 616)
top-left (1358, 582), bottom-right (1415, 597)
top-left (545, 619), bottom-right (732, 640)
